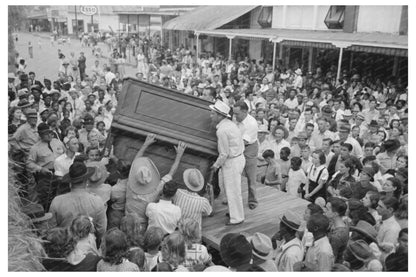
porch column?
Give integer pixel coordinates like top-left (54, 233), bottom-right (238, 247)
top-left (272, 41), bottom-right (277, 72)
top-left (308, 47), bottom-right (313, 72)
top-left (336, 47), bottom-right (343, 85)
top-left (226, 35), bottom-right (235, 60)
top-left (195, 32), bottom-right (200, 60)
top-left (393, 56), bottom-right (399, 76)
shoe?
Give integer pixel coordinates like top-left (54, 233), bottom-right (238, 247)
top-left (249, 203), bottom-right (258, 210)
top-left (226, 220), bottom-right (244, 226)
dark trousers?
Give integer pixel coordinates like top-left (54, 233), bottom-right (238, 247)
top-left (243, 142), bottom-right (258, 205)
top-left (34, 171), bottom-right (59, 211)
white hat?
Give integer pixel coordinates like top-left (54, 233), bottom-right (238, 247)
top-left (8, 72), bottom-right (16, 79)
top-left (247, 232), bottom-right (274, 260)
top-left (183, 168), bottom-right (204, 192)
top-left (343, 109), bottom-right (353, 117)
top-left (295, 69), bottom-right (302, 75)
top-left (209, 100), bottom-right (231, 118)
top-left (197, 83), bottom-right (206, 89)
top-left (258, 125), bottom-right (269, 134)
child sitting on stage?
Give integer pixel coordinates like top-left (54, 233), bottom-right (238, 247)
top-left (287, 157), bottom-right (308, 198)
top-left (261, 149), bottom-right (282, 190)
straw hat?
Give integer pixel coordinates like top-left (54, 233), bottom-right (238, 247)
top-left (247, 232), bottom-right (274, 260)
top-left (343, 109), bottom-right (353, 117)
top-left (17, 99), bottom-right (32, 109)
top-left (350, 220), bottom-right (377, 243)
top-left (128, 157), bottom-right (160, 195)
top-left (258, 125), bottom-right (269, 134)
top-left (279, 210), bottom-right (302, 231)
top-left (25, 108), bottom-right (38, 118)
top-left (209, 100), bottom-right (231, 118)
top-left (183, 168), bottom-right (204, 192)
top-left (347, 240), bottom-right (374, 261)
top-left (86, 161), bottom-right (109, 187)
top-left (295, 69), bottom-right (302, 75)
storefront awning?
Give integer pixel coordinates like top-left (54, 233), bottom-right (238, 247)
top-left (162, 5), bottom-right (258, 31)
top-left (195, 28), bottom-right (407, 56)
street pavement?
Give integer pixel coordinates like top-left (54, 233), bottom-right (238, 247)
top-left (13, 32), bottom-right (138, 81)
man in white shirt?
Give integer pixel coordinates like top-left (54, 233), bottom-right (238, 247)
top-left (270, 126), bottom-right (290, 159)
top-left (210, 100), bottom-right (245, 225)
top-left (244, 91), bottom-right (256, 113)
top-left (146, 181), bottom-right (181, 235)
top-left (104, 67), bottom-right (116, 85)
top-left (284, 89), bottom-right (299, 110)
top-left (54, 136), bottom-right (80, 194)
top-left (234, 101), bottom-right (259, 210)
top-left (293, 68), bottom-right (303, 89)
top-left (337, 125), bottom-right (363, 160)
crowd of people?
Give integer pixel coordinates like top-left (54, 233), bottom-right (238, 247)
top-left (8, 34), bottom-right (408, 271)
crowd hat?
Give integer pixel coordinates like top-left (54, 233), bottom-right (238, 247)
top-left (339, 125), bottom-right (351, 133)
top-left (376, 103), bottom-right (387, 110)
top-left (37, 123), bottom-right (53, 135)
top-left (17, 88), bottom-right (29, 98)
top-left (39, 106), bottom-right (49, 116)
top-left (30, 85), bottom-right (42, 93)
top-left (86, 161), bottom-right (110, 187)
top-left (128, 157), bottom-right (160, 195)
top-left (295, 68), bottom-right (302, 75)
top-left (62, 162), bottom-right (96, 184)
top-left (17, 99), bottom-right (32, 109)
top-left (349, 220), bottom-right (377, 243)
top-left (383, 139), bottom-right (401, 152)
top-left (368, 120), bottom-right (379, 128)
top-left (209, 100), bottom-right (231, 118)
top-left (297, 131), bottom-right (307, 139)
top-left (183, 168), bottom-right (204, 192)
top-left (279, 210), bottom-right (302, 231)
top-left (321, 105), bottom-right (333, 115)
top-left (343, 110), bottom-right (353, 117)
top-left (197, 83), bottom-right (206, 89)
top-left (25, 108), bottom-right (38, 118)
top-left (220, 233), bottom-right (253, 268)
top-left (258, 125), bottom-right (269, 134)
top-left (247, 232), bottom-right (274, 260)
top-left (203, 265), bottom-right (231, 272)
top-left (8, 72), bottom-right (16, 79)
top-left (347, 240), bottom-right (374, 261)
top-left (356, 112), bottom-right (365, 121)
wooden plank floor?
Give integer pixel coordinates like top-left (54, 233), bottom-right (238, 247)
top-left (202, 183), bottom-right (309, 250)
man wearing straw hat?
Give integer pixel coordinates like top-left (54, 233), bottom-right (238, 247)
top-left (209, 100), bottom-right (245, 225)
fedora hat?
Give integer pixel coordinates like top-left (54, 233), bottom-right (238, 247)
top-left (62, 162), bottom-right (96, 184)
top-left (128, 157), bottom-right (160, 195)
top-left (39, 106), bottom-right (49, 115)
top-left (30, 85), bottom-right (42, 93)
top-left (376, 103), bottom-right (387, 110)
top-left (347, 240), bottom-right (374, 261)
top-left (209, 100), bottom-right (231, 118)
top-left (350, 220), bottom-right (377, 243)
top-left (17, 88), bottom-right (29, 98)
top-left (25, 108), bottom-right (38, 118)
top-left (295, 68), bottom-right (302, 75)
top-left (8, 72), bottom-right (16, 79)
top-left (368, 120), bottom-right (379, 128)
top-left (220, 233), bottom-right (252, 268)
top-left (183, 168), bottom-right (204, 192)
top-left (356, 112), bottom-right (365, 121)
top-left (17, 99), bottom-right (32, 109)
top-left (86, 161), bottom-right (109, 187)
top-left (279, 210), bottom-right (302, 231)
top-left (258, 124), bottom-right (269, 134)
top-left (247, 232), bottom-right (274, 260)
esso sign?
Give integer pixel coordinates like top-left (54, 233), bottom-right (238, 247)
top-left (80, 6), bottom-right (97, 16)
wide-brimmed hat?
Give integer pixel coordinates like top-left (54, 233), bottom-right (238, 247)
top-left (347, 240), bottom-right (374, 261)
top-left (17, 99), bottom-right (32, 109)
top-left (62, 162), bottom-right (96, 184)
top-left (356, 112), bottom-right (365, 121)
top-left (350, 220), bottom-right (377, 243)
top-left (209, 100), bottom-right (231, 118)
top-left (295, 69), bottom-right (302, 75)
top-left (8, 72), bottom-right (16, 79)
top-left (258, 125), bottom-right (269, 134)
top-left (368, 120), bottom-right (379, 128)
top-left (30, 85), bottom-right (42, 93)
top-left (183, 168), bottom-right (204, 192)
top-left (128, 157), bottom-right (160, 195)
top-left (39, 107), bottom-right (49, 115)
top-left (197, 83), bottom-right (206, 89)
top-left (279, 210), bottom-right (302, 231)
top-left (376, 103), bottom-right (387, 110)
top-left (383, 139), bottom-right (401, 152)
top-left (220, 233), bottom-right (252, 268)
top-left (86, 161), bottom-right (109, 187)
top-left (297, 131), bottom-right (307, 139)
top-left (247, 232), bottom-right (274, 260)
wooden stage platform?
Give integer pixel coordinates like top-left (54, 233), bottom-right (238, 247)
top-left (202, 184), bottom-right (309, 250)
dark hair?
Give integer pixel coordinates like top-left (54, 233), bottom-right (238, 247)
top-left (322, 138), bottom-right (333, 145)
top-left (386, 177), bottom-right (402, 199)
top-left (366, 191), bottom-right (380, 209)
top-left (362, 155), bottom-right (376, 165)
top-left (161, 232), bottom-right (186, 268)
top-left (262, 149), bottom-right (275, 159)
top-left (70, 215), bottom-right (93, 241)
top-left (307, 213), bottom-right (329, 234)
top-left (101, 228), bottom-right (129, 265)
top-left (381, 196), bottom-right (399, 212)
top-left (312, 150), bottom-right (326, 165)
top-left (327, 197), bottom-right (347, 217)
top-left (234, 100), bottom-right (249, 111)
top-left (120, 214), bottom-right (145, 248)
top-left (280, 147), bottom-right (291, 156)
top-left (397, 155), bottom-right (408, 167)
top-left (162, 181), bottom-right (178, 198)
top-left (151, 262), bottom-right (172, 272)
top-left (127, 247), bottom-right (145, 270)
top-left (73, 154), bottom-right (88, 163)
top-left (341, 142), bottom-right (353, 152)
top-left (307, 203), bottom-right (324, 215)
top-left (86, 146), bottom-right (100, 155)
top-left (44, 227), bottom-right (76, 258)
top-left (364, 142), bottom-right (375, 149)
top-left (290, 157), bottom-right (302, 170)
top-left (399, 228), bottom-right (408, 238)
top-left (144, 226), bottom-right (165, 252)
top-left (341, 158), bottom-right (355, 175)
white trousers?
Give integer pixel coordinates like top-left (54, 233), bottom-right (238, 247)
top-left (220, 155), bottom-right (246, 223)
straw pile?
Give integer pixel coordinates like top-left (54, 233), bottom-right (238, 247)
top-left (8, 161), bottom-right (46, 271)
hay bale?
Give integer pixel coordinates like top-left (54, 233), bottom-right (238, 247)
top-left (8, 161), bottom-right (46, 271)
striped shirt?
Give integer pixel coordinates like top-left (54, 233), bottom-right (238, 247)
top-left (172, 189), bottom-right (212, 228)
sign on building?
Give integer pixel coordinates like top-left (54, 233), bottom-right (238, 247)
top-left (80, 6), bottom-right (97, 16)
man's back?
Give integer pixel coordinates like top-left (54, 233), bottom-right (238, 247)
top-left (173, 189), bottom-right (212, 229)
top-left (49, 188), bottom-right (107, 238)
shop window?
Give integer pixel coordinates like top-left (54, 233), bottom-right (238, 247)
top-left (258, 6), bottom-right (272, 28)
top-left (324, 6), bottom-right (345, 29)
